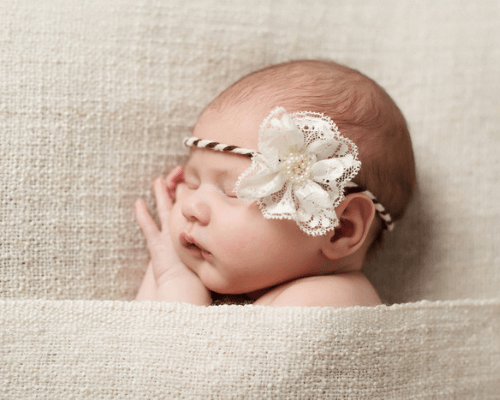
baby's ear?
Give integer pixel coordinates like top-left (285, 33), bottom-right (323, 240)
top-left (165, 166), bottom-right (184, 201)
top-left (321, 193), bottom-right (376, 260)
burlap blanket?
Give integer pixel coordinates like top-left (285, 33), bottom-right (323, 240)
top-left (1, 1), bottom-right (499, 397)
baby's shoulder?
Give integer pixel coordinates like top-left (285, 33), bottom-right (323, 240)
top-left (253, 272), bottom-right (381, 307)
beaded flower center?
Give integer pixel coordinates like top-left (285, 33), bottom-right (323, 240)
top-left (283, 152), bottom-right (314, 185)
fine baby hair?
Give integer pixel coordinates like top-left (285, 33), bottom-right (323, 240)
top-left (135, 59), bottom-right (416, 307)
top-left (207, 59), bottom-right (416, 224)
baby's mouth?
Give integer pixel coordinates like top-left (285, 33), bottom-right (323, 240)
top-left (180, 233), bottom-right (212, 260)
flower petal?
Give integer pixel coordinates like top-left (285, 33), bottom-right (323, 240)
top-left (293, 182), bottom-right (338, 231)
top-left (261, 183), bottom-right (296, 217)
top-left (310, 157), bottom-right (348, 185)
top-left (237, 168), bottom-right (287, 200)
top-left (307, 137), bottom-right (351, 160)
top-left (293, 181), bottom-right (332, 213)
top-left (259, 110), bottom-right (305, 159)
top-left (257, 140), bottom-right (280, 170)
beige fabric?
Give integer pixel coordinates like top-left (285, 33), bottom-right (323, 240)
top-left (1, 0), bottom-right (499, 397)
top-left (1, 0), bottom-right (499, 303)
top-left (1, 299), bottom-right (499, 398)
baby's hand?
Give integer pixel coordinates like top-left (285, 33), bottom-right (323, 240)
top-left (135, 172), bottom-right (211, 304)
top-left (135, 177), bottom-right (184, 283)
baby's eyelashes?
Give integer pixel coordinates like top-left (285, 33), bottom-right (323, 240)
top-left (180, 170), bottom-right (198, 190)
top-left (183, 175), bottom-right (200, 190)
top-left (224, 189), bottom-right (238, 198)
top-left (180, 167), bottom-right (240, 200)
top-left (221, 181), bottom-right (239, 198)
top-left (185, 181), bottom-right (238, 200)
top-left (186, 182), bottom-right (200, 191)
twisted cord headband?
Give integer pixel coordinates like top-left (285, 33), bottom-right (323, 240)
top-left (183, 107), bottom-right (394, 234)
top-left (182, 138), bottom-right (394, 232)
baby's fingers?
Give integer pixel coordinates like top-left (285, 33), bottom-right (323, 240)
top-left (154, 177), bottom-right (173, 224)
top-left (165, 166), bottom-right (184, 202)
top-left (135, 199), bottom-right (160, 244)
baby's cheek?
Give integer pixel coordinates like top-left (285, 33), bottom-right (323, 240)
top-left (224, 227), bottom-right (263, 259)
top-left (174, 183), bottom-right (190, 201)
top-left (168, 203), bottom-right (183, 233)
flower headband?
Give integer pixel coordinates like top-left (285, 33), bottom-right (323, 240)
top-left (183, 107), bottom-right (394, 236)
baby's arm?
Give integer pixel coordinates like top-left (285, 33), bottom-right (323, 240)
top-left (135, 177), bottom-right (211, 305)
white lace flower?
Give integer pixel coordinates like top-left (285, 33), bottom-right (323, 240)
top-left (235, 107), bottom-right (361, 236)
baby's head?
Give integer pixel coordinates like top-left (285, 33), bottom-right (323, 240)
top-left (169, 60), bottom-right (415, 294)
top-left (205, 59), bottom-right (415, 223)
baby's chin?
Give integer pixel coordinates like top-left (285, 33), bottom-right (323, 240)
top-left (204, 282), bottom-right (248, 296)
top-left (200, 277), bottom-right (254, 296)
top-left (187, 258), bottom-right (277, 295)
top-left (203, 277), bottom-right (274, 299)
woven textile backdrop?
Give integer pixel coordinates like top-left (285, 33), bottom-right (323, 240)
top-left (1, 0), bottom-right (499, 303)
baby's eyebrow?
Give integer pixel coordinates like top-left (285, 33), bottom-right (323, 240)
top-left (184, 163), bottom-right (236, 182)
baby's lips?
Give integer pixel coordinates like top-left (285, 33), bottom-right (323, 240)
top-left (179, 233), bottom-right (213, 261)
top-left (179, 233), bottom-right (206, 252)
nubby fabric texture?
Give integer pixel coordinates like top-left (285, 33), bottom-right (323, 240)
top-left (1, 299), bottom-right (499, 398)
top-left (1, 0), bottom-right (499, 398)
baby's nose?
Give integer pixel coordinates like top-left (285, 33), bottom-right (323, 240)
top-left (181, 188), bottom-right (211, 225)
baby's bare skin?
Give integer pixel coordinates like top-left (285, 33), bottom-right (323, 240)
top-left (135, 59), bottom-right (415, 307)
top-left (135, 104), bottom-right (381, 307)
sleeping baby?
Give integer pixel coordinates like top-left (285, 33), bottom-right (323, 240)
top-left (135, 59), bottom-right (416, 307)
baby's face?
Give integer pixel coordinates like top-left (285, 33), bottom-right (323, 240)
top-left (168, 105), bottom-right (327, 294)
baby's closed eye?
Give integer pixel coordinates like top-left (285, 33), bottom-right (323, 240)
top-left (184, 180), bottom-right (199, 190)
top-left (182, 172), bottom-right (200, 190)
top-left (224, 189), bottom-right (238, 198)
top-left (221, 180), bottom-right (239, 198)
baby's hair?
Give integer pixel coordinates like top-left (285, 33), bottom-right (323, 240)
top-left (207, 60), bottom-right (416, 228)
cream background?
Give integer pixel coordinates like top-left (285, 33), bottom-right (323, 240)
top-left (2, 1), bottom-right (499, 304)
